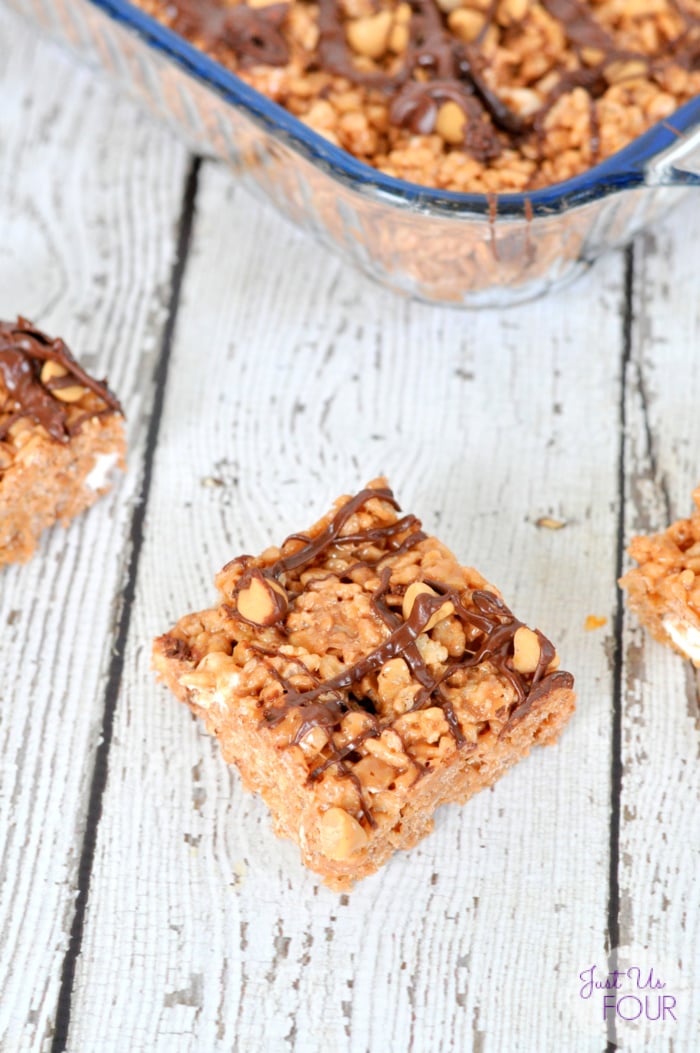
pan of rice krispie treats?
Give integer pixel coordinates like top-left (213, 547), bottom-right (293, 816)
top-left (15, 0), bottom-right (700, 303)
top-left (137, 0), bottom-right (700, 194)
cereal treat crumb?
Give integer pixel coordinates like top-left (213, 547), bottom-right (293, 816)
top-left (620, 487), bottom-right (700, 665)
top-left (136, 0), bottom-right (700, 194)
top-left (154, 480), bottom-right (575, 889)
top-left (0, 317), bottom-right (126, 565)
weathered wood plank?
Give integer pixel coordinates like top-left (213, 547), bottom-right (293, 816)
top-left (616, 207), bottom-right (700, 1052)
top-left (66, 161), bottom-right (622, 1052)
top-left (0, 11), bottom-right (189, 1051)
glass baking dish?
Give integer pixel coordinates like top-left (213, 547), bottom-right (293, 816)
top-left (9, 0), bottom-right (700, 306)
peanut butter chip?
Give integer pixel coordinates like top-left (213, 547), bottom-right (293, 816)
top-left (40, 359), bottom-right (85, 403)
top-left (345, 11), bottom-right (393, 60)
top-left (319, 807), bottom-right (368, 860)
top-left (605, 58), bottom-right (648, 84)
top-left (502, 0), bottom-right (529, 21)
top-left (436, 100), bottom-right (467, 145)
top-left (581, 46), bottom-right (606, 67)
top-left (389, 21), bottom-right (409, 53)
top-left (512, 626), bottom-right (541, 674)
top-left (235, 571), bottom-right (288, 626)
top-left (353, 754), bottom-right (396, 792)
top-left (402, 581), bottom-right (455, 632)
top-left (448, 8), bottom-right (485, 44)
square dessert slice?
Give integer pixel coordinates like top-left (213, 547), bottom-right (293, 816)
top-left (620, 486), bottom-right (700, 665)
top-left (0, 317), bottom-right (125, 565)
top-left (153, 480), bottom-right (575, 889)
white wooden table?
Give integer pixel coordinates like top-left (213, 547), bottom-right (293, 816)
top-left (1, 8), bottom-right (699, 1052)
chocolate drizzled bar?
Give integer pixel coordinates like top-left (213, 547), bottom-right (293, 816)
top-left (620, 485), bottom-right (700, 666)
top-left (0, 318), bottom-right (125, 565)
top-left (154, 479), bottom-right (575, 889)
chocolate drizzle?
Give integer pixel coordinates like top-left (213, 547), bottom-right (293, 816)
top-left (167, 0), bottom-right (290, 66)
top-left (231, 485), bottom-right (574, 819)
top-left (270, 484), bottom-right (400, 576)
top-left (0, 317), bottom-right (123, 443)
top-left (541, 0), bottom-right (630, 57)
top-left (390, 81), bottom-right (504, 161)
top-left (327, 0), bottom-right (521, 157)
top-left (455, 46), bottom-right (526, 136)
top-left (318, 0), bottom-right (403, 89)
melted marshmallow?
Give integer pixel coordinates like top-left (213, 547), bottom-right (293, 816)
top-left (663, 617), bottom-right (700, 665)
top-left (84, 452), bottom-right (118, 491)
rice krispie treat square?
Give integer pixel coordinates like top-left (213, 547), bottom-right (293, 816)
top-left (0, 318), bottom-right (125, 565)
top-left (154, 479), bottom-right (575, 888)
top-left (620, 486), bottom-right (700, 665)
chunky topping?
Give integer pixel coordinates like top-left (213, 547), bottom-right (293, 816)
top-left (233, 568), bottom-right (289, 625)
top-left (172, 483), bottom-right (573, 837)
top-left (402, 580), bottom-right (454, 629)
top-left (319, 805), bottom-right (369, 859)
top-left (0, 318), bottom-right (123, 444)
top-left (260, 574), bottom-right (568, 751)
top-left (151, 0), bottom-right (700, 167)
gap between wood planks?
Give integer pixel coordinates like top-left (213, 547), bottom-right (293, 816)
top-left (606, 244), bottom-right (634, 1053)
top-left (49, 156), bottom-right (202, 1053)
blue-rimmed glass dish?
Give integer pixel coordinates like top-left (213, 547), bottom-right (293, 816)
top-left (8, 0), bottom-right (700, 305)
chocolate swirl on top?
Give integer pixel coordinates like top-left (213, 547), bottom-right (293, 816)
top-left (271, 484), bottom-right (402, 574)
top-left (230, 485), bottom-right (573, 815)
top-left (390, 81), bottom-right (504, 162)
top-left (0, 317), bottom-right (123, 444)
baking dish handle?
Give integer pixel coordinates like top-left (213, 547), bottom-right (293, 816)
top-left (643, 124), bottom-right (700, 187)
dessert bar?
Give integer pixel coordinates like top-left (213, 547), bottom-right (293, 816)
top-left (620, 486), bottom-right (700, 666)
top-left (0, 318), bottom-right (125, 565)
top-left (154, 480), bottom-right (575, 888)
top-left (137, 0), bottom-right (700, 194)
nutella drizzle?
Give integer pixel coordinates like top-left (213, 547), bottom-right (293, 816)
top-left (157, 0), bottom-right (700, 168)
top-left (270, 484), bottom-right (400, 576)
top-left (226, 485), bottom-right (574, 821)
top-left (0, 317), bottom-right (123, 444)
